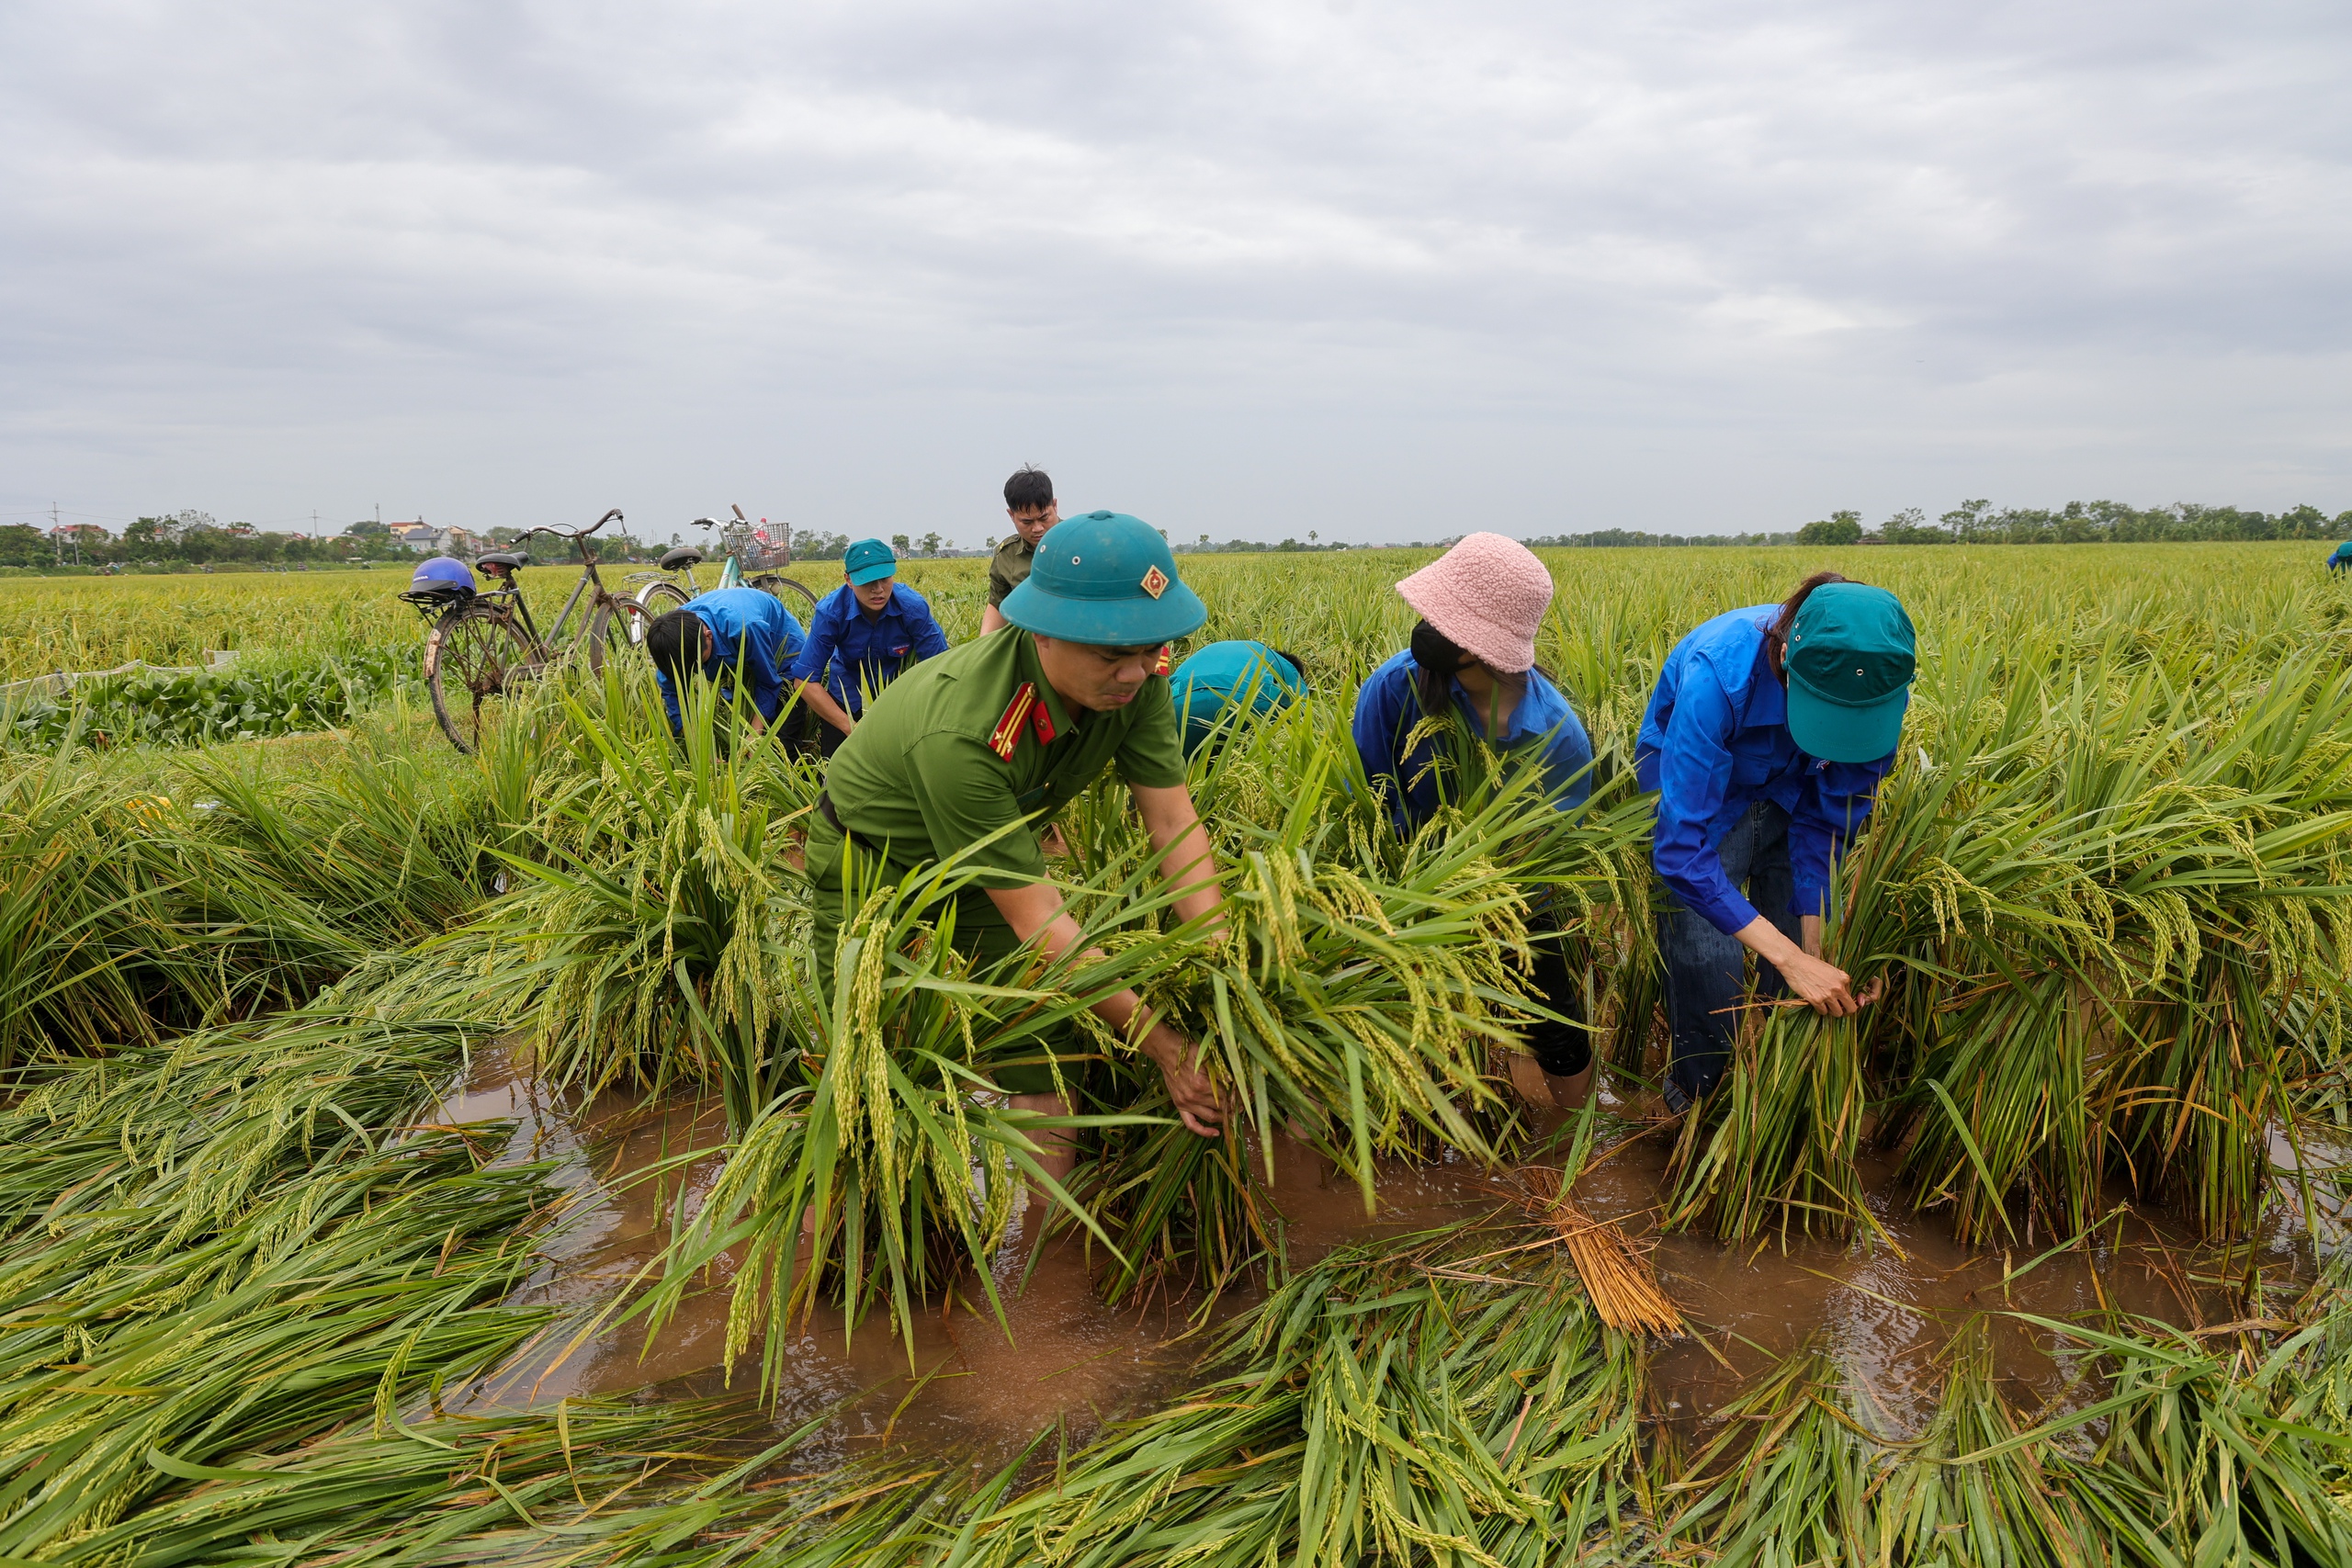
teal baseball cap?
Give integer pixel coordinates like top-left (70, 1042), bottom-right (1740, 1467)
top-left (1000, 511), bottom-right (1207, 648)
top-left (842, 538), bottom-right (897, 586)
top-left (1783, 582), bottom-right (1917, 763)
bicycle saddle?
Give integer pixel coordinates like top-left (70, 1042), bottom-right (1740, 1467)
top-left (659, 546), bottom-right (705, 570)
top-left (476, 550), bottom-right (529, 570)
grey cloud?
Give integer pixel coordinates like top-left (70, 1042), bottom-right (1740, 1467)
top-left (2, 0), bottom-right (2347, 538)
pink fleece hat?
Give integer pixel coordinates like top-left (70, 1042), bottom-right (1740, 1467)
top-left (1394, 533), bottom-right (1554, 672)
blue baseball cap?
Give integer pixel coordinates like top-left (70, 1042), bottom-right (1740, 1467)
top-left (1000, 511), bottom-right (1206, 647)
top-left (842, 538), bottom-right (897, 585)
top-left (1784, 582), bottom-right (1917, 762)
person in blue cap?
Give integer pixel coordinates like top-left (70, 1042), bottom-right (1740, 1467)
top-left (2329, 540), bottom-right (2352, 574)
top-left (808, 510), bottom-right (1228, 1188)
top-left (1636, 570), bottom-right (1917, 1114)
top-left (787, 537), bottom-right (951, 754)
top-left (642, 585), bottom-right (808, 738)
top-left (1170, 640), bottom-right (1307, 758)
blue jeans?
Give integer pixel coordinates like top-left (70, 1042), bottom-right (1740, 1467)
top-left (1656, 801), bottom-right (1801, 1106)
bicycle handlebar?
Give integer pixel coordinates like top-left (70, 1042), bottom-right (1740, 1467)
top-left (521, 508), bottom-right (624, 542)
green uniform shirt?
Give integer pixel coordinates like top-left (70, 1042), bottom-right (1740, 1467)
top-left (987, 534), bottom-right (1038, 608)
top-left (821, 627), bottom-right (1185, 892)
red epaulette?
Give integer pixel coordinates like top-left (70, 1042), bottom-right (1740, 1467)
top-left (988, 682), bottom-right (1058, 760)
top-left (1154, 644), bottom-right (1172, 676)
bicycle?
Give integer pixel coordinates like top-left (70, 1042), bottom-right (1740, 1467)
top-left (402, 508), bottom-right (644, 754)
top-left (624, 505), bottom-right (820, 628)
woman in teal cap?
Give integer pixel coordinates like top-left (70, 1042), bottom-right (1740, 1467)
top-left (788, 536), bottom-right (950, 753)
top-left (808, 511), bottom-right (1230, 1188)
top-left (1635, 571), bottom-right (1917, 1113)
top-left (1170, 640), bottom-right (1308, 757)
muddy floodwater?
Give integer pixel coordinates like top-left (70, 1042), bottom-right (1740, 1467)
top-left (423, 1045), bottom-right (2331, 1469)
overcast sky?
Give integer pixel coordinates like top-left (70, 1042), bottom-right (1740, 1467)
top-left (3, 1), bottom-right (2346, 545)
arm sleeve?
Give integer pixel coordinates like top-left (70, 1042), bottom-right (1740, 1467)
top-left (910, 605), bottom-right (951, 660)
top-left (1788, 759), bottom-right (1891, 921)
top-left (736, 618), bottom-right (789, 723)
top-left (1113, 680), bottom-right (1186, 788)
top-left (1351, 671), bottom-right (1415, 833)
top-left (787, 603), bottom-right (840, 685)
top-left (658, 671), bottom-right (684, 736)
top-left (904, 732), bottom-right (1047, 888)
top-left (1650, 665), bottom-right (1761, 936)
top-left (986, 555), bottom-right (1013, 607)
top-left (1542, 713), bottom-right (1595, 813)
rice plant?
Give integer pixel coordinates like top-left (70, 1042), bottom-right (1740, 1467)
top-left (950, 1219), bottom-right (1648, 1568)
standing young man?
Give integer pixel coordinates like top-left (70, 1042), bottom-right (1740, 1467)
top-left (807, 511), bottom-right (1227, 1180)
top-left (979, 465), bottom-right (1059, 635)
top-left (789, 538), bottom-right (951, 753)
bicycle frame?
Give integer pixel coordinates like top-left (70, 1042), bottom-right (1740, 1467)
top-left (488, 513), bottom-right (622, 658)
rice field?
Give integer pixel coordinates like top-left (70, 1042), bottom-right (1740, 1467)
top-left (2, 539), bottom-right (2349, 1565)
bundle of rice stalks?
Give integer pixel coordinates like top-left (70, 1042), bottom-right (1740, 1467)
top-left (951, 1220), bottom-right (1646, 1568)
top-left (0, 1134), bottom-right (556, 1558)
top-left (1647, 1345), bottom-right (1879, 1565)
top-left (644, 843), bottom-right (1142, 1371)
top-left (1513, 1164), bottom-right (1683, 1337)
top-left (181, 720), bottom-right (492, 950)
top-left (1069, 716), bottom-right (1653, 1297)
top-left (1866, 1322), bottom-right (2109, 1565)
top-left (435, 673), bottom-right (819, 1122)
top-left (0, 1006), bottom-right (481, 1242)
top-left (44, 1397), bottom-right (738, 1568)
top-left (1671, 649), bottom-right (2352, 1247)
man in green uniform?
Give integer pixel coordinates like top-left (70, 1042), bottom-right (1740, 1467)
top-left (807, 510), bottom-right (1227, 1182)
top-left (979, 465), bottom-right (1058, 635)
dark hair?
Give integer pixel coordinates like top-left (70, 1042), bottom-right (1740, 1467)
top-left (644, 608), bottom-right (702, 685)
top-left (1003, 466), bottom-right (1055, 514)
top-left (1766, 571), bottom-right (1851, 681)
top-left (1408, 619), bottom-right (1468, 716)
top-left (1272, 649), bottom-right (1309, 693)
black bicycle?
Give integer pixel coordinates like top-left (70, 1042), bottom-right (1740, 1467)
top-left (402, 508), bottom-right (644, 754)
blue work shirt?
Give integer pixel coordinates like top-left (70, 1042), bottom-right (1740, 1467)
top-left (1171, 640), bottom-right (1305, 755)
top-left (1351, 649), bottom-right (1593, 833)
top-left (1634, 604), bottom-right (1895, 935)
top-left (787, 582), bottom-right (951, 716)
top-left (2331, 541), bottom-right (2352, 568)
top-left (657, 587), bottom-right (806, 734)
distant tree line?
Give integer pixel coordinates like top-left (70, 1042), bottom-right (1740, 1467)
top-left (1173, 534), bottom-right (1348, 553)
top-left (1527, 500), bottom-right (2352, 550)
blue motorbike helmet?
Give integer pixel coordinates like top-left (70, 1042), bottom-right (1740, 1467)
top-left (410, 556), bottom-right (476, 592)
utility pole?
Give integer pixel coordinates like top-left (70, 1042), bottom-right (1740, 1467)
top-left (51, 503), bottom-right (60, 567)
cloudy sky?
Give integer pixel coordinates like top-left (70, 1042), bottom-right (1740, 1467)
top-left (3, 0), bottom-right (2346, 545)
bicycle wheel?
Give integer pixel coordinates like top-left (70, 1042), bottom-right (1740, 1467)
top-left (425, 600), bottom-right (537, 754)
top-left (751, 573), bottom-right (820, 623)
top-left (637, 581), bottom-right (693, 618)
top-left (584, 596), bottom-right (650, 674)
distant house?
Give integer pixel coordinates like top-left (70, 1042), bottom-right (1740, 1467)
top-left (385, 520), bottom-right (436, 552)
top-left (48, 524), bottom-right (108, 544)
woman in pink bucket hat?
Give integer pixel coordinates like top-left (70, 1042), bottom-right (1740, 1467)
top-left (1350, 532), bottom-right (1598, 1111)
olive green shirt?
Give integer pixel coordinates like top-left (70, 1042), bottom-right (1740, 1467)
top-left (987, 534), bottom-right (1038, 607)
top-left (821, 628), bottom-right (1185, 890)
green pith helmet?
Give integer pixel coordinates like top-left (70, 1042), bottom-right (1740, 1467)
top-left (1784, 581), bottom-right (1917, 763)
top-left (1000, 511), bottom-right (1207, 648)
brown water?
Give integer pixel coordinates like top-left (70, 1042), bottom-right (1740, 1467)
top-left (422, 1048), bottom-right (2322, 1466)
